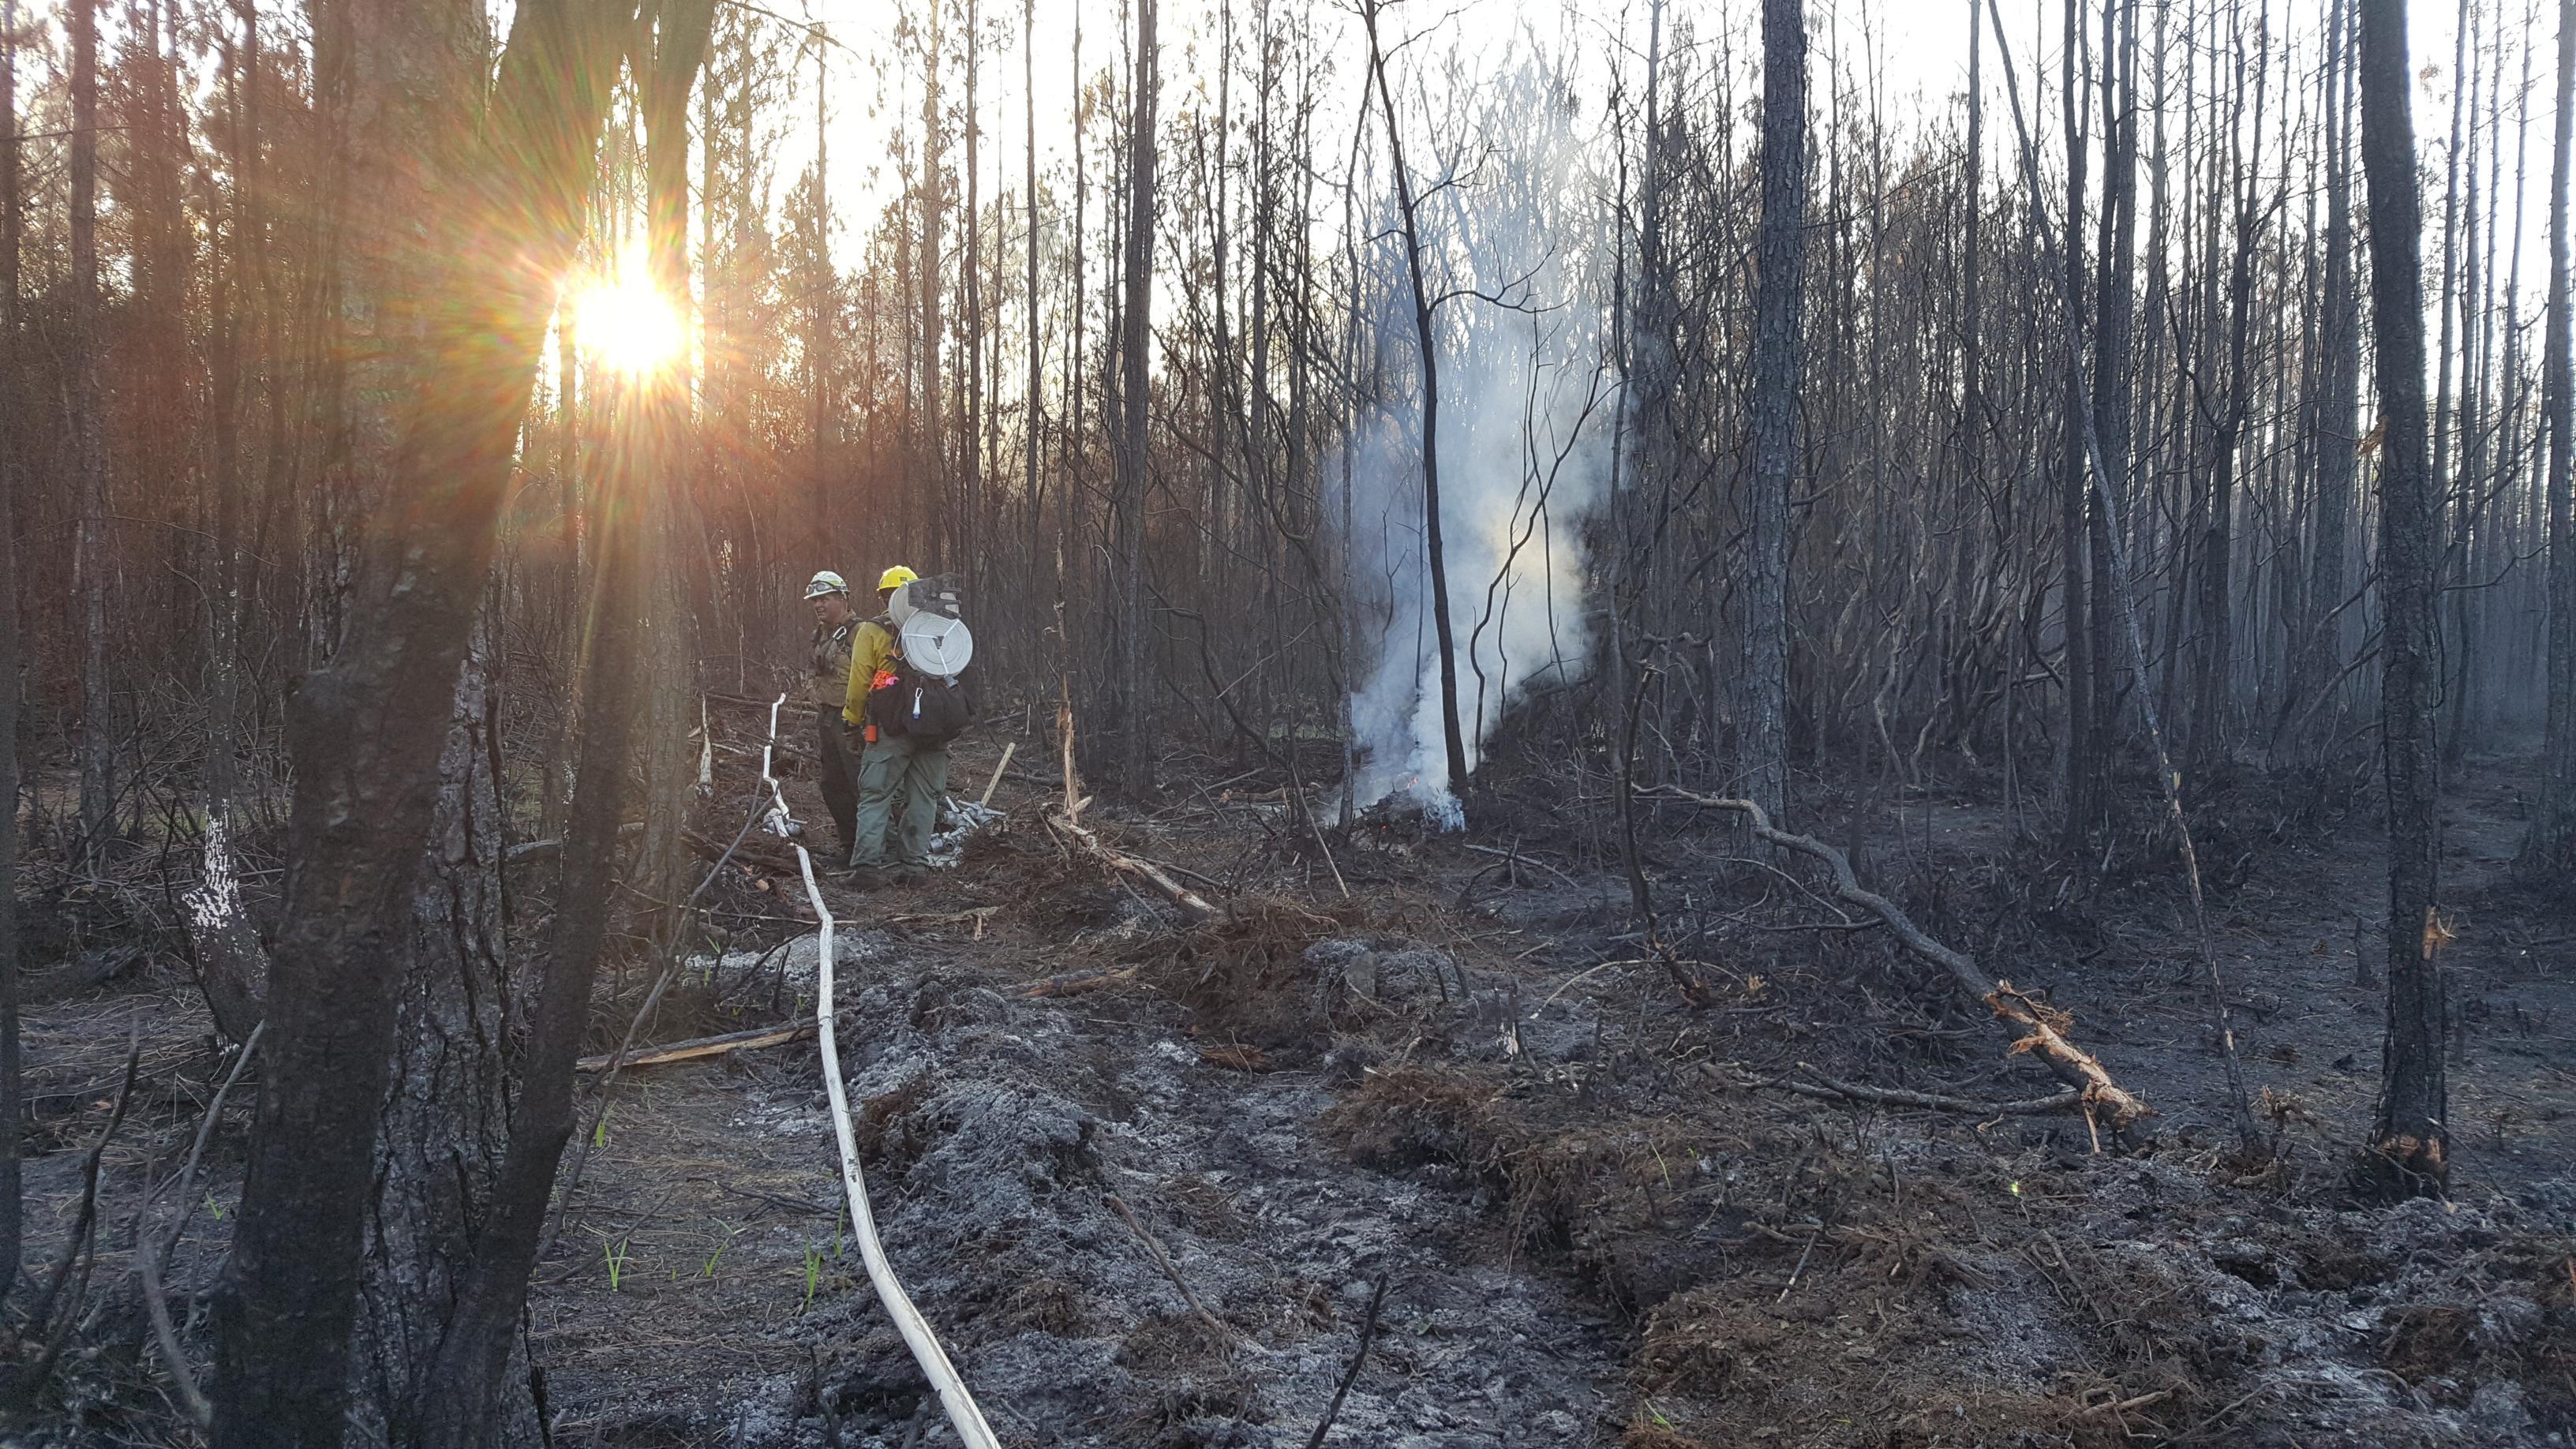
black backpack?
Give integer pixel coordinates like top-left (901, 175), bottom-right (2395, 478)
top-left (863, 612), bottom-right (975, 742)
top-left (892, 661), bottom-right (973, 741)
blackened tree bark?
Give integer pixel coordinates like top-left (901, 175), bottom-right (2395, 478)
top-left (209, 0), bottom-right (625, 1441)
top-left (1025, 0), bottom-right (1042, 624)
top-left (418, 4), bottom-right (713, 1440)
top-left (1743, 0), bottom-right (1807, 821)
top-left (2354, 0), bottom-right (2447, 1196)
top-left (2288, 0), bottom-right (2363, 762)
top-left (2090, 0), bottom-right (2138, 793)
top-left (2194, 9), bottom-right (2267, 769)
top-left (920, 9), bottom-right (945, 566)
top-left (1360, 0), bottom-right (1466, 796)
top-left (1120, 0), bottom-right (1162, 792)
top-left (188, 2), bottom-right (268, 1046)
top-left (811, 40), bottom-right (832, 571)
top-left (2522, 0), bottom-right (2576, 877)
top-left (70, 0), bottom-right (111, 867)
top-left (352, 635), bottom-right (530, 1443)
top-left (0, 0), bottom-right (22, 1306)
top-left (2057, 0), bottom-right (2095, 850)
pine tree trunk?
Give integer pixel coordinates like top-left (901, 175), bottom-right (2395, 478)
top-left (70, 0), bottom-right (112, 866)
top-left (2522, 0), bottom-right (2576, 875)
top-left (920, 17), bottom-right (945, 569)
top-left (2293, 0), bottom-right (2363, 762)
top-left (1743, 0), bottom-right (1807, 822)
top-left (350, 637), bottom-right (538, 1444)
top-left (210, 0), bottom-right (626, 1437)
top-left (1120, 0), bottom-right (1161, 792)
top-left (190, 14), bottom-right (266, 1046)
top-left (2353, 0), bottom-right (2448, 1196)
top-left (2057, 0), bottom-right (2095, 849)
top-left (0, 0), bottom-right (23, 1305)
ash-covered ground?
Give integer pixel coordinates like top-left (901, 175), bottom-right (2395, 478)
top-left (520, 739), bottom-right (2576, 1449)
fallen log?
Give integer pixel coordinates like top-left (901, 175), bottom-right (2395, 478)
top-left (26, 945), bottom-right (145, 1005)
top-left (574, 1020), bottom-right (815, 1073)
top-left (1713, 1063), bottom-right (2082, 1118)
top-left (1650, 790), bottom-right (2153, 1133)
top-left (1014, 964), bottom-right (1140, 998)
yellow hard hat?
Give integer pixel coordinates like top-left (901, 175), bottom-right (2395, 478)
top-left (877, 565), bottom-right (920, 593)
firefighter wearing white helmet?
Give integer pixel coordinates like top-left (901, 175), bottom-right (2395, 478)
top-left (805, 569), bottom-right (863, 854)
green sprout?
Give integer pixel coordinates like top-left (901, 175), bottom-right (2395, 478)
top-left (599, 1234), bottom-right (633, 1291)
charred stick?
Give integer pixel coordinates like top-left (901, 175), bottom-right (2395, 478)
top-left (1303, 1272), bottom-right (1388, 1449)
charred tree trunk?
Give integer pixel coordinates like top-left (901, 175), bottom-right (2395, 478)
top-left (0, 0), bottom-right (22, 1307)
top-left (2057, 0), bottom-right (2095, 851)
top-left (1025, 0), bottom-right (1042, 638)
top-left (2091, 0), bottom-right (2138, 788)
top-left (1743, 0), bottom-right (1808, 822)
top-left (2288, 0), bottom-right (2363, 762)
top-left (1118, 0), bottom-right (1161, 792)
top-left (920, 12), bottom-right (946, 568)
top-left (351, 635), bottom-right (532, 1443)
top-left (811, 41), bottom-right (832, 571)
top-left (2524, 0), bottom-right (2576, 877)
top-left (208, 1), bottom-right (624, 1440)
top-left (1361, 0), bottom-right (1468, 797)
top-left (70, 0), bottom-right (112, 866)
top-left (189, 8), bottom-right (268, 1046)
top-left (2353, 0), bottom-right (2448, 1196)
top-left (417, 5), bottom-right (713, 1440)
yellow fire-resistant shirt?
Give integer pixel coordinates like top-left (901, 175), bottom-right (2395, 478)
top-left (842, 617), bottom-right (898, 727)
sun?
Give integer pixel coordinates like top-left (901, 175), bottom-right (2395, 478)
top-left (567, 260), bottom-right (686, 376)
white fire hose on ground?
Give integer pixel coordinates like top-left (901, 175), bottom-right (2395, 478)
top-left (762, 695), bottom-right (1001, 1448)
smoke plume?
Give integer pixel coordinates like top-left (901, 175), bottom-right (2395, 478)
top-left (1336, 80), bottom-right (1615, 826)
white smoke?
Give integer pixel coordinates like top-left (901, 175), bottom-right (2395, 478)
top-left (1337, 79), bottom-right (1615, 826)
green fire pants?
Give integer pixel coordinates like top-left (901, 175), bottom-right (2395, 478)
top-left (850, 732), bottom-right (951, 868)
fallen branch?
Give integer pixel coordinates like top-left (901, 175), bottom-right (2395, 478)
top-left (979, 742), bottom-right (1017, 807)
top-left (27, 1026), bottom-right (139, 1395)
top-left (1047, 814), bottom-right (1220, 918)
top-left (1049, 703), bottom-right (1219, 917)
top-left (1715, 1062), bottom-right (2081, 1118)
top-left (137, 1022), bottom-right (265, 1428)
top-left (1198, 1044), bottom-right (1271, 1073)
top-left (1458, 842), bottom-right (1583, 891)
top-left (1106, 1193), bottom-right (1235, 1348)
top-left (1651, 791), bottom-right (2152, 1133)
top-left (574, 1020), bottom-right (815, 1073)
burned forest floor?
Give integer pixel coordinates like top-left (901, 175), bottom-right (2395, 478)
top-left (9, 711), bottom-right (2576, 1448)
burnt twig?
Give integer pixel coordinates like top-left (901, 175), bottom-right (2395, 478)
top-left (1303, 1272), bottom-right (1388, 1449)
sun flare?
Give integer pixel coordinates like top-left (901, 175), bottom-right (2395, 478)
top-left (567, 265), bottom-right (686, 376)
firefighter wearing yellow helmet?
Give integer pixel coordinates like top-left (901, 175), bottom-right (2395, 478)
top-left (839, 565), bottom-right (946, 887)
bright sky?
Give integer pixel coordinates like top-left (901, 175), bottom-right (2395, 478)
top-left (766, 0), bottom-right (2548, 274)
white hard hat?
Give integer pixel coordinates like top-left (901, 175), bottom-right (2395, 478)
top-left (804, 570), bottom-right (848, 601)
